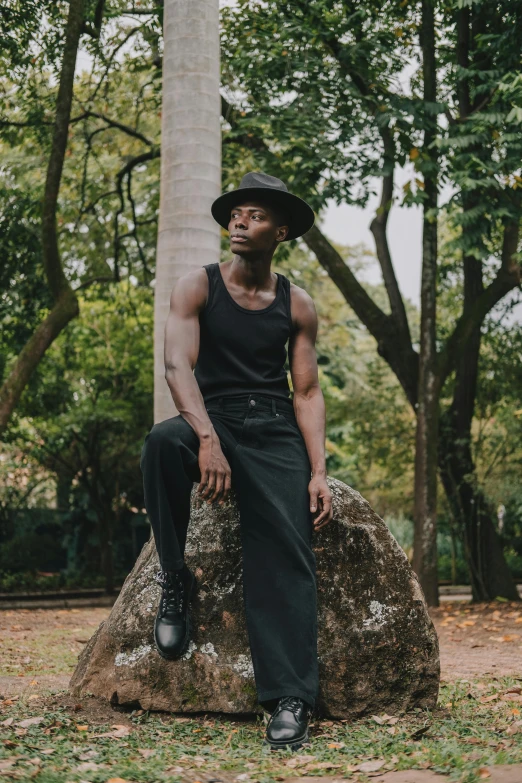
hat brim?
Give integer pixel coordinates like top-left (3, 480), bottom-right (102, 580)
top-left (211, 187), bottom-right (315, 241)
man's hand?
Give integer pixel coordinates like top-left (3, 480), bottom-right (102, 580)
top-left (309, 474), bottom-right (333, 531)
top-left (197, 431), bottom-right (232, 506)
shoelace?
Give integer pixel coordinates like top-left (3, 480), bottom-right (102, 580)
top-left (276, 696), bottom-right (305, 719)
top-left (155, 569), bottom-right (185, 616)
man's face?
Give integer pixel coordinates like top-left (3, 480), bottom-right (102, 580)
top-left (227, 200), bottom-right (289, 254)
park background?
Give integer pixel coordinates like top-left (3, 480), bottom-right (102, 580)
top-left (1, 1), bottom-right (522, 782)
top-left (1, 0), bottom-right (521, 604)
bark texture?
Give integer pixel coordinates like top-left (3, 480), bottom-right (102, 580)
top-left (154, 0), bottom-right (221, 424)
top-left (70, 477), bottom-right (440, 717)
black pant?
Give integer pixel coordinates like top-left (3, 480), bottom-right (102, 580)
top-left (140, 392), bottom-right (318, 709)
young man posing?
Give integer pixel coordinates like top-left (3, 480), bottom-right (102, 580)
top-left (140, 171), bottom-right (333, 750)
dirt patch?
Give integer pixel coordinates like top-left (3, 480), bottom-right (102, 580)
top-left (430, 601), bottom-right (522, 681)
top-left (0, 606), bottom-right (109, 678)
top-left (1, 601), bottom-right (521, 702)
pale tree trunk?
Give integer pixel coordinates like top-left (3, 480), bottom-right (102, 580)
top-left (154, 0), bottom-right (222, 424)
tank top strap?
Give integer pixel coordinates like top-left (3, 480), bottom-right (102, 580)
top-left (202, 262), bottom-right (220, 312)
top-left (278, 272), bottom-right (293, 335)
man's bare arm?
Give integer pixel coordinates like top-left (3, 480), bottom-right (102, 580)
top-left (164, 269), bottom-right (231, 504)
top-left (288, 285), bottom-right (333, 530)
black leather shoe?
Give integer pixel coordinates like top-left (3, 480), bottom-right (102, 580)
top-left (264, 696), bottom-right (312, 750)
top-left (154, 565), bottom-right (197, 660)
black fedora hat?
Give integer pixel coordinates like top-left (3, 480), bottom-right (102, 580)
top-left (211, 171), bottom-right (315, 241)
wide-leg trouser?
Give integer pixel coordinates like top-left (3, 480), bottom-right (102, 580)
top-left (139, 392), bottom-right (318, 709)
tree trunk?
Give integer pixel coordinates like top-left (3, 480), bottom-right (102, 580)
top-left (412, 0), bottom-right (439, 606)
top-left (0, 0), bottom-right (86, 435)
top-left (439, 418), bottom-right (519, 601)
top-left (435, 6), bottom-right (520, 603)
top-left (154, 0), bottom-right (221, 424)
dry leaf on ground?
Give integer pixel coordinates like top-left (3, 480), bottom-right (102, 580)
top-left (358, 759), bottom-right (385, 772)
top-left (17, 717), bottom-right (44, 728)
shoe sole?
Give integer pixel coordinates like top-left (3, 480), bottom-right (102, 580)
top-left (155, 572), bottom-right (198, 661)
top-left (263, 729), bottom-right (310, 751)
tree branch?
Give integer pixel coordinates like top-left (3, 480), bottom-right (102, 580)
top-left (42, 0), bottom-right (86, 301)
top-left (71, 110), bottom-right (155, 146)
top-left (0, 0), bottom-right (86, 436)
top-left (439, 223), bottom-right (521, 383)
top-left (302, 225), bottom-right (419, 406)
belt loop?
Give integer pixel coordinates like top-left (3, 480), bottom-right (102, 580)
top-left (271, 398), bottom-right (277, 414)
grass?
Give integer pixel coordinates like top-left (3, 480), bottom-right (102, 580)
top-left (1, 678), bottom-right (522, 782)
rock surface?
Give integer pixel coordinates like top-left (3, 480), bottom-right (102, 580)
top-left (70, 478), bottom-right (439, 717)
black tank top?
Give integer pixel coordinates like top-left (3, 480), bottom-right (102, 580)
top-left (194, 262), bottom-right (293, 402)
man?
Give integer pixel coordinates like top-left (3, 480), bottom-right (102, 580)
top-left (140, 171), bottom-right (333, 750)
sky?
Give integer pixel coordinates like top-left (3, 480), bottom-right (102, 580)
top-left (321, 188), bottom-right (423, 307)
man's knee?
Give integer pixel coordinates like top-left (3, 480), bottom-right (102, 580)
top-left (140, 415), bottom-right (193, 469)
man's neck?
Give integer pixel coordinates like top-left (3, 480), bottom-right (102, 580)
top-left (226, 255), bottom-right (277, 291)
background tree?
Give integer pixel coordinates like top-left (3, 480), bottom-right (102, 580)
top-left (7, 284), bottom-right (153, 593)
top-left (218, 0), bottom-right (522, 603)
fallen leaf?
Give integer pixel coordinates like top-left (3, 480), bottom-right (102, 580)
top-left (76, 762), bottom-right (101, 772)
top-left (410, 725), bottom-right (431, 740)
top-left (358, 760), bottom-right (385, 772)
top-left (308, 761), bottom-right (343, 769)
top-left (285, 756), bottom-right (313, 768)
top-left (501, 694), bottom-right (522, 703)
top-left (91, 724), bottom-right (131, 739)
top-left (1, 718), bottom-right (14, 726)
top-left (17, 717), bottom-right (44, 728)
top-left (327, 742), bottom-right (345, 748)
top-left (137, 748), bottom-right (155, 758)
top-left (107, 779), bottom-right (129, 783)
top-left (76, 725), bottom-right (89, 731)
top-left (477, 769), bottom-right (491, 779)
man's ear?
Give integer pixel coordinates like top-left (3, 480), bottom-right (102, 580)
top-left (276, 224), bottom-right (289, 243)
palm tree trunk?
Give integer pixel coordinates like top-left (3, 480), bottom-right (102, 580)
top-left (154, 0), bottom-right (222, 424)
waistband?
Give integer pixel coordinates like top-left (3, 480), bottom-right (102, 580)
top-left (205, 393), bottom-right (295, 413)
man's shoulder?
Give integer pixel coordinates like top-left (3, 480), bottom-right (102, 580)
top-left (170, 266), bottom-right (210, 313)
top-left (288, 279), bottom-right (315, 308)
top-left (287, 279), bottom-right (317, 331)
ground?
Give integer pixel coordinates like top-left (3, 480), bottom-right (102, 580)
top-left (0, 601), bottom-right (521, 782)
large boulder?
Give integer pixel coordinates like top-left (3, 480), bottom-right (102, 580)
top-left (70, 478), bottom-right (439, 718)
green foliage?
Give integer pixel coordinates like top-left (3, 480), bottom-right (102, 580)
top-left (2, 283), bottom-right (153, 586)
